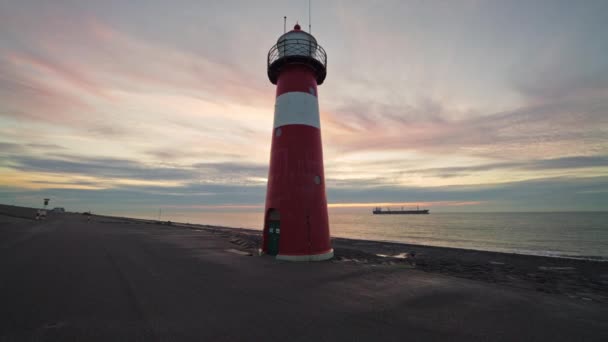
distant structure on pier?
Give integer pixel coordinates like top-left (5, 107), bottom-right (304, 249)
top-left (262, 23), bottom-right (332, 261)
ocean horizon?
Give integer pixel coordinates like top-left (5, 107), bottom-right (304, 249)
top-left (114, 209), bottom-right (608, 261)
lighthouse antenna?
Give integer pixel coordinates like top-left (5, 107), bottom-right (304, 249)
top-left (283, 16), bottom-right (287, 33)
top-left (308, 0), bottom-right (312, 33)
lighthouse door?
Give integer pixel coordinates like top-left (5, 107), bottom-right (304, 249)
top-left (267, 209), bottom-right (281, 256)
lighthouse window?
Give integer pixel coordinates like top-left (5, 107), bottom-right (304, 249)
top-left (275, 128), bottom-right (282, 137)
top-left (314, 175), bottom-right (321, 185)
top-left (309, 87), bottom-right (315, 96)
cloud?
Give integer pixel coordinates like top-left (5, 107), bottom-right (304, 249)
top-left (9, 155), bottom-right (195, 181)
top-left (85, 124), bottom-right (130, 138)
top-left (143, 148), bottom-right (245, 163)
top-left (6, 51), bottom-right (108, 99)
top-left (3, 175), bottom-right (607, 214)
top-left (0, 62), bottom-right (92, 122)
top-left (193, 162), bottom-right (268, 180)
top-left (323, 89), bottom-right (608, 160)
top-left (3, 152), bottom-right (268, 188)
top-left (1, 142), bottom-right (65, 159)
top-left (514, 68), bottom-right (608, 102)
top-left (326, 175), bottom-right (608, 211)
top-left (0, 142), bottom-right (25, 154)
top-left (25, 143), bottom-right (65, 150)
top-left (0, 11), bottom-right (272, 129)
top-left (526, 156), bottom-right (608, 170)
top-left (406, 156), bottom-right (608, 178)
top-left (144, 148), bottom-right (201, 161)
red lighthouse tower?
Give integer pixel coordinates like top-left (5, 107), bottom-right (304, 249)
top-left (262, 24), bottom-right (332, 261)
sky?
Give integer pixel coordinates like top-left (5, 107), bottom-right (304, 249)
top-left (1, 0), bottom-right (607, 215)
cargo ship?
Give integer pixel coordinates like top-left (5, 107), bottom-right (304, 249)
top-left (372, 206), bottom-right (429, 215)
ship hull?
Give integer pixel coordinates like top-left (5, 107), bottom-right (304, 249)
top-left (373, 210), bottom-right (429, 215)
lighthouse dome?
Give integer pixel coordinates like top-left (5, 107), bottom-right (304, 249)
top-left (276, 24), bottom-right (318, 58)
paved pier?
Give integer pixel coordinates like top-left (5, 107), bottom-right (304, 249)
top-left (1, 213), bottom-right (606, 341)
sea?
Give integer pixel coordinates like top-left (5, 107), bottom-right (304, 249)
top-left (133, 210), bottom-right (608, 260)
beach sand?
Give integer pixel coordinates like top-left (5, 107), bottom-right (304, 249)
top-left (1, 205), bottom-right (607, 341)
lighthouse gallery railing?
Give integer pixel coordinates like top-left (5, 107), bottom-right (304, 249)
top-left (267, 39), bottom-right (327, 84)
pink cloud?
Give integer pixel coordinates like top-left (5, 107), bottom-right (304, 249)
top-left (0, 61), bottom-right (90, 122)
top-left (6, 52), bottom-right (109, 99)
top-left (0, 13), bottom-right (273, 135)
top-left (322, 91), bottom-right (608, 161)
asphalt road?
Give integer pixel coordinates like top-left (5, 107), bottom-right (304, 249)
top-left (1, 213), bottom-right (606, 341)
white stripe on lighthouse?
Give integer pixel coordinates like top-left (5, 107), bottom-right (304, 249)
top-left (273, 92), bottom-right (320, 129)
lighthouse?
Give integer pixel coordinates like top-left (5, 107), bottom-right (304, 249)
top-left (262, 23), bottom-right (333, 261)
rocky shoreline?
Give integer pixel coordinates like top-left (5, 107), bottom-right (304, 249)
top-left (184, 223), bottom-right (608, 303)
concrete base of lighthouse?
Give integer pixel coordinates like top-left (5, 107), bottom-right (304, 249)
top-left (276, 249), bottom-right (334, 262)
